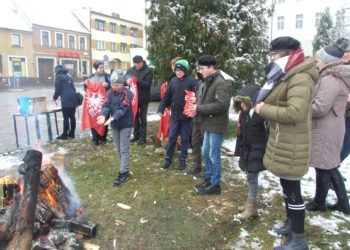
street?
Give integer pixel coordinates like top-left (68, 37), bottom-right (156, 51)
top-left (0, 86), bottom-right (160, 154)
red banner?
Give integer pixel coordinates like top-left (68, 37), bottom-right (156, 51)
top-left (183, 90), bottom-right (195, 116)
top-left (81, 80), bottom-right (107, 136)
top-left (129, 76), bottom-right (138, 121)
top-left (158, 82), bottom-right (170, 140)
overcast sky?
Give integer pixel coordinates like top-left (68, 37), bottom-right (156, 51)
top-left (14, 0), bottom-right (146, 24)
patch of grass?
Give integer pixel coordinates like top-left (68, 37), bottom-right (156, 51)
top-left (52, 121), bottom-right (350, 249)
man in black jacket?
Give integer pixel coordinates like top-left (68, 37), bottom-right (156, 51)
top-left (125, 55), bottom-right (154, 145)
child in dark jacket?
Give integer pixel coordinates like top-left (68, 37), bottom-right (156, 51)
top-left (157, 59), bottom-right (198, 171)
top-left (234, 84), bottom-right (267, 220)
top-left (97, 73), bottom-right (134, 186)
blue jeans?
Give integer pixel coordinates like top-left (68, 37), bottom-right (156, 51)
top-left (341, 116), bottom-right (350, 162)
top-left (202, 131), bottom-right (224, 185)
top-left (165, 118), bottom-right (192, 162)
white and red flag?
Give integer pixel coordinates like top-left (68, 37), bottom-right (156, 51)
top-left (81, 80), bottom-right (107, 136)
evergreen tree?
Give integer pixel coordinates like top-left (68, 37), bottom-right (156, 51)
top-left (312, 8), bottom-right (333, 54)
top-left (146, 0), bottom-right (269, 94)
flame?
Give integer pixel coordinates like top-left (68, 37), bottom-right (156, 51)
top-left (42, 187), bottom-right (57, 207)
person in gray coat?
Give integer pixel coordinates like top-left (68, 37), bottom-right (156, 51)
top-left (307, 38), bottom-right (350, 215)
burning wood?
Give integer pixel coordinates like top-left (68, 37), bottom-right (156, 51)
top-left (0, 149), bottom-right (97, 249)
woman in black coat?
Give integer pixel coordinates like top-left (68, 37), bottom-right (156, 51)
top-left (53, 65), bottom-right (78, 139)
top-left (234, 84), bottom-right (267, 220)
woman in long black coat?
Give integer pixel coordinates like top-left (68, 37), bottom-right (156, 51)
top-left (53, 65), bottom-right (78, 139)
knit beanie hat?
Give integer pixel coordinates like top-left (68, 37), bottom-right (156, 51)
top-left (110, 71), bottom-right (125, 85)
top-left (93, 61), bottom-right (104, 70)
top-left (270, 36), bottom-right (301, 52)
top-left (175, 59), bottom-right (189, 73)
top-left (317, 38), bottom-right (350, 63)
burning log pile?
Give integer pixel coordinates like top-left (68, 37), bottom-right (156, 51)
top-left (0, 150), bottom-right (96, 250)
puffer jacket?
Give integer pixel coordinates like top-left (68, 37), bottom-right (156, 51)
top-left (310, 61), bottom-right (350, 170)
top-left (101, 88), bottom-right (134, 130)
top-left (53, 66), bottom-right (77, 108)
top-left (196, 70), bottom-right (232, 133)
top-left (259, 57), bottom-right (319, 180)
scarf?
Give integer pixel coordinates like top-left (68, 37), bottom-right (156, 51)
top-left (255, 48), bottom-right (305, 104)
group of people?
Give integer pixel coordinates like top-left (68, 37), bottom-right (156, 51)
top-left (52, 36), bottom-right (350, 249)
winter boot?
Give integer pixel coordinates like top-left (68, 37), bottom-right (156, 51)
top-left (327, 168), bottom-right (350, 215)
top-left (274, 233), bottom-right (309, 250)
top-left (195, 177), bottom-right (211, 191)
top-left (238, 198), bottom-right (250, 213)
top-left (177, 160), bottom-right (186, 171)
top-left (189, 163), bottom-right (202, 175)
top-left (68, 131), bottom-right (75, 139)
top-left (57, 133), bottom-right (68, 140)
top-left (196, 184), bottom-right (221, 195)
top-left (112, 172), bottom-right (129, 186)
top-left (305, 170), bottom-right (330, 211)
top-left (238, 197), bottom-right (258, 220)
top-left (274, 218), bottom-right (292, 236)
top-left (161, 159), bottom-right (172, 170)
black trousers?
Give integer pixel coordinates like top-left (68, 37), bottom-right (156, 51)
top-left (91, 126), bottom-right (108, 143)
top-left (62, 107), bottom-right (76, 136)
top-left (191, 121), bottom-right (203, 165)
top-left (133, 103), bottom-right (148, 142)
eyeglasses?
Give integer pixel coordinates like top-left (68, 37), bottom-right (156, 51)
top-left (196, 66), bottom-right (209, 71)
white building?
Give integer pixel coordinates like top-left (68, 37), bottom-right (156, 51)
top-left (266, 0), bottom-right (349, 56)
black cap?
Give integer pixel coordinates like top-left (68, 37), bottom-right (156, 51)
top-left (270, 36), bottom-right (301, 52)
top-left (197, 55), bottom-right (217, 66)
top-left (133, 55), bottom-right (143, 63)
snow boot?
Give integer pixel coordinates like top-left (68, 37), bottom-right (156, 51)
top-left (112, 172), bottom-right (129, 186)
top-left (274, 218), bottom-right (292, 236)
top-left (327, 168), bottom-right (350, 215)
top-left (274, 233), bottom-right (308, 250)
top-left (238, 197), bottom-right (258, 220)
top-left (305, 170), bottom-right (330, 211)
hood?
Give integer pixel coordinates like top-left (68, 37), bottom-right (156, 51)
top-left (321, 61), bottom-right (350, 89)
top-left (283, 57), bottom-right (319, 84)
top-left (234, 84), bottom-right (260, 112)
top-left (55, 65), bottom-right (68, 74)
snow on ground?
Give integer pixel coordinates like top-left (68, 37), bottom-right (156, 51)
top-left (223, 138), bottom-right (350, 248)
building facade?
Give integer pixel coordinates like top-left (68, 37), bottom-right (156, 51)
top-left (32, 24), bottom-right (90, 83)
top-left (0, 0), bottom-right (35, 87)
top-left (266, 0), bottom-right (348, 55)
top-left (87, 11), bottom-right (144, 73)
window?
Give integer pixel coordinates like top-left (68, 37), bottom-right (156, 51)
top-left (97, 41), bottom-right (105, 50)
top-left (68, 35), bottom-right (76, 49)
top-left (130, 27), bottom-right (138, 37)
top-left (82, 61), bottom-right (88, 76)
top-left (12, 33), bottom-right (21, 47)
top-left (79, 36), bottom-right (86, 50)
top-left (56, 33), bottom-right (63, 48)
top-left (277, 16), bottom-right (284, 30)
top-left (131, 44), bottom-right (138, 48)
top-left (120, 43), bottom-right (127, 53)
top-left (41, 31), bottom-right (50, 46)
top-left (120, 25), bottom-right (126, 35)
top-left (96, 19), bottom-right (105, 31)
top-left (315, 12), bottom-right (322, 27)
top-left (296, 14), bottom-right (303, 29)
top-left (110, 23), bottom-right (116, 33)
top-left (111, 42), bottom-right (116, 52)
